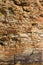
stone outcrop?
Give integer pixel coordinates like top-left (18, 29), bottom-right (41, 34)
top-left (0, 0), bottom-right (43, 65)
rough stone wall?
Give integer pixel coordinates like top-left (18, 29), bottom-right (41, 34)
top-left (0, 0), bottom-right (43, 65)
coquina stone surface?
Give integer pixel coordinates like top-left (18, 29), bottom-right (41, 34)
top-left (0, 0), bottom-right (43, 65)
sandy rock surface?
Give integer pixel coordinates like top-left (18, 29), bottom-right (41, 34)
top-left (0, 0), bottom-right (43, 65)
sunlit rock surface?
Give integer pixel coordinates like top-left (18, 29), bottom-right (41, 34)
top-left (0, 0), bottom-right (43, 65)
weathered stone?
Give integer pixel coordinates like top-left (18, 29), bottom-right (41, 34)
top-left (0, 0), bottom-right (43, 65)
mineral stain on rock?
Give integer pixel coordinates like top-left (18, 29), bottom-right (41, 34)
top-left (0, 0), bottom-right (43, 65)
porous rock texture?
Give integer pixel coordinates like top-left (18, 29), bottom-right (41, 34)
top-left (0, 0), bottom-right (43, 65)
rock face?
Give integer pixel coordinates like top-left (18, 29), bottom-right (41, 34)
top-left (0, 0), bottom-right (43, 65)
